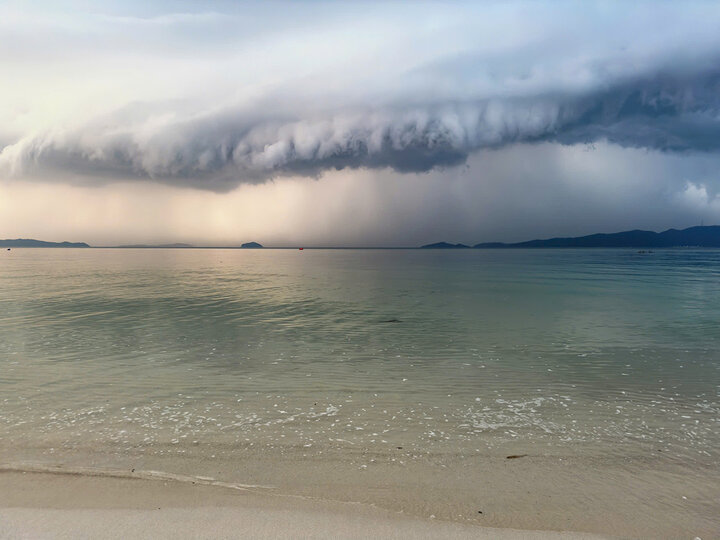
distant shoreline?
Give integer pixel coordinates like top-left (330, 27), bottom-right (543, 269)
top-left (8, 245), bottom-right (720, 250)
top-left (3, 225), bottom-right (720, 249)
top-left (5, 245), bottom-right (720, 250)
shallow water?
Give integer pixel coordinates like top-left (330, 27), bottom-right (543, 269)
top-left (1, 248), bottom-right (719, 535)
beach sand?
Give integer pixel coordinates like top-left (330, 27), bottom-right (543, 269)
top-left (0, 470), bottom-right (616, 540)
top-left (2, 451), bottom-right (718, 539)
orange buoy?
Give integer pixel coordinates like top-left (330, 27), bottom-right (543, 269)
top-left (299, 247), bottom-right (304, 250)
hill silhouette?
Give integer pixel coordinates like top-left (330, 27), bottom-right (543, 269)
top-left (0, 239), bottom-right (90, 248)
top-left (473, 226), bottom-right (720, 248)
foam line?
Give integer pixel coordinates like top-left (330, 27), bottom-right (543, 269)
top-left (0, 463), bottom-right (275, 492)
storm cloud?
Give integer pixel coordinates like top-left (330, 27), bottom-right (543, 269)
top-left (2, 1), bottom-right (720, 191)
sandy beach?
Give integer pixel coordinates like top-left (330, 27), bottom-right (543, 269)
top-left (0, 470), bottom-right (620, 540)
top-left (1, 444), bottom-right (717, 539)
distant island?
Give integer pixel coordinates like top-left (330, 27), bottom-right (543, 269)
top-left (112, 242), bottom-right (263, 248)
top-left (6, 227), bottom-right (720, 250)
top-left (0, 239), bottom-right (90, 248)
top-left (473, 226), bottom-right (720, 248)
top-left (117, 243), bottom-right (194, 248)
top-left (421, 242), bottom-right (470, 249)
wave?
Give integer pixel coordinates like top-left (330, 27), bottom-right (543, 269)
top-left (0, 462), bottom-right (275, 492)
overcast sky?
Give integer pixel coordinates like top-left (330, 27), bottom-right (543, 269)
top-left (2, 0), bottom-right (720, 246)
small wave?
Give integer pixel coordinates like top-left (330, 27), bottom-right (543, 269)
top-left (0, 462), bottom-right (274, 492)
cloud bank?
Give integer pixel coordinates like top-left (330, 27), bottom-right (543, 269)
top-left (2, 1), bottom-right (720, 190)
top-left (4, 142), bottom-right (720, 246)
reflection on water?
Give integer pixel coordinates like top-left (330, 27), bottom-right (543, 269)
top-left (1, 248), bottom-right (719, 467)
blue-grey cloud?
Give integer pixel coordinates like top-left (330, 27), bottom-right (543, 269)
top-left (2, 1), bottom-right (720, 191)
top-left (4, 69), bottom-right (719, 190)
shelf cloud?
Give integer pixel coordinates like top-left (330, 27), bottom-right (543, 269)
top-left (2, 1), bottom-right (720, 191)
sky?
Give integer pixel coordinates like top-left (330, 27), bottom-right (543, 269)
top-left (2, 0), bottom-right (720, 246)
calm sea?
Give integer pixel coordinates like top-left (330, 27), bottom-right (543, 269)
top-left (1, 248), bottom-right (718, 534)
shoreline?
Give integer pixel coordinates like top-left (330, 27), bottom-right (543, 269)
top-left (1, 447), bottom-right (718, 539)
top-left (0, 471), bottom-right (616, 540)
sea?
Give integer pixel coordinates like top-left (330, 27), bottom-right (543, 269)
top-left (1, 248), bottom-right (718, 536)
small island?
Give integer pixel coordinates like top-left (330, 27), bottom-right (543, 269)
top-left (240, 242), bottom-right (263, 248)
top-left (118, 243), bottom-right (194, 248)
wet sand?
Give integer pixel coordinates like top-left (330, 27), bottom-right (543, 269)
top-left (1, 448), bottom-right (718, 540)
top-left (0, 471), bottom-right (615, 539)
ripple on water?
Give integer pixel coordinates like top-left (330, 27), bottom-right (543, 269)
top-left (0, 248), bottom-right (719, 473)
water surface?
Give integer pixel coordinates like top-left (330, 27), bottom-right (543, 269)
top-left (1, 248), bottom-right (718, 536)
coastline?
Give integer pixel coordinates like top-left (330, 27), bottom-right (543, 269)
top-left (1, 451), bottom-right (718, 539)
top-left (0, 471), bottom-right (616, 540)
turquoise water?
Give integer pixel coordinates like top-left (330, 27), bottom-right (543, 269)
top-left (1, 248), bottom-right (719, 532)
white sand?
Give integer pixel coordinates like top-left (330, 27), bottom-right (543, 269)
top-left (0, 507), bottom-right (617, 540)
top-left (0, 472), bottom-right (615, 540)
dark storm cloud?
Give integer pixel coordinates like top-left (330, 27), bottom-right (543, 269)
top-left (555, 72), bottom-right (720, 151)
top-left (2, 1), bottom-right (720, 191)
top-left (3, 68), bottom-right (720, 190)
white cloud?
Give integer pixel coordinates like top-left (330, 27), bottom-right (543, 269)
top-left (675, 181), bottom-right (720, 218)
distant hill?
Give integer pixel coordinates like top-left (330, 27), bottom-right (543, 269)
top-left (0, 238), bottom-right (90, 248)
top-left (240, 242), bottom-right (263, 248)
top-left (421, 242), bottom-right (470, 249)
top-left (474, 226), bottom-right (720, 248)
top-left (117, 243), bottom-right (194, 248)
